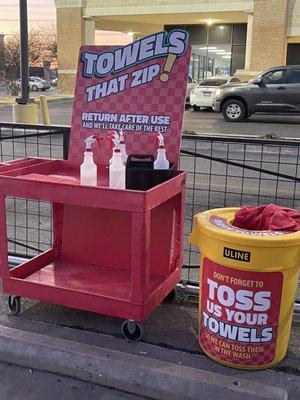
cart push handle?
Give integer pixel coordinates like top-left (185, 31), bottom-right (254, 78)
top-left (127, 154), bottom-right (154, 167)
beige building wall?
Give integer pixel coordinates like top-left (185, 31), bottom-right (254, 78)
top-left (55, 0), bottom-right (300, 93)
top-left (55, 1), bottom-right (96, 94)
top-left (56, 7), bottom-right (84, 94)
top-left (288, 0), bottom-right (300, 42)
top-left (86, 0), bottom-right (253, 13)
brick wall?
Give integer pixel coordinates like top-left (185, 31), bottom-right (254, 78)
top-left (57, 7), bottom-right (83, 93)
top-left (250, 0), bottom-right (289, 70)
top-left (57, 7), bottom-right (83, 70)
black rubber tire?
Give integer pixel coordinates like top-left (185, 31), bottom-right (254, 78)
top-left (41, 88), bottom-right (46, 91)
top-left (121, 320), bottom-right (143, 341)
top-left (8, 295), bottom-right (21, 315)
top-left (32, 85), bottom-right (38, 91)
top-left (222, 99), bottom-right (247, 122)
top-left (193, 105), bottom-right (200, 111)
top-left (163, 289), bottom-right (176, 302)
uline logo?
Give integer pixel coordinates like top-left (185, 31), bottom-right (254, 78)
top-left (223, 247), bottom-right (251, 262)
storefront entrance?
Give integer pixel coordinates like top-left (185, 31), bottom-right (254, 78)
top-left (165, 24), bottom-right (246, 81)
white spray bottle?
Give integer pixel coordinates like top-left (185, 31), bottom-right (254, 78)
top-left (119, 130), bottom-right (128, 165)
top-left (154, 132), bottom-right (169, 170)
top-left (109, 132), bottom-right (126, 189)
top-left (80, 135), bottom-right (98, 186)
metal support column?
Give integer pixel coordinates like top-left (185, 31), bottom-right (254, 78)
top-left (17, 0), bottom-right (29, 105)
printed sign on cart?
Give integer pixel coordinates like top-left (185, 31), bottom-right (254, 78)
top-left (200, 258), bottom-right (283, 367)
top-left (70, 30), bottom-right (191, 165)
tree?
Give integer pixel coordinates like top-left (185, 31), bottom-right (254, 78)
top-left (28, 25), bottom-right (57, 68)
top-left (3, 25), bottom-right (57, 94)
top-left (0, 35), bottom-right (4, 72)
top-left (3, 33), bottom-right (20, 80)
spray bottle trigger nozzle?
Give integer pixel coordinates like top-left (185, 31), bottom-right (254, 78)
top-left (119, 130), bottom-right (125, 144)
top-left (85, 135), bottom-right (95, 150)
top-left (108, 131), bottom-right (121, 150)
top-left (84, 135), bottom-right (101, 150)
top-left (157, 132), bottom-right (165, 147)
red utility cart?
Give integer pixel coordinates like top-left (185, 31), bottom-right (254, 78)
top-left (0, 157), bottom-right (185, 339)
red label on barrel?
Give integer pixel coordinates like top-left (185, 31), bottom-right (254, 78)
top-left (200, 258), bottom-right (283, 367)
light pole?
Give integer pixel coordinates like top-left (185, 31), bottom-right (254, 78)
top-left (17, 0), bottom-right (29, 105)
top-left (13, 0), bottom-right (38, 123)
top-left (205, 19), bottom-right (214, 78)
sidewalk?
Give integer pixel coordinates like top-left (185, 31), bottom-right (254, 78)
top-left (0, 296), bottom-right (299, 399)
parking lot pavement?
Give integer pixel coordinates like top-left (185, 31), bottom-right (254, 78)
top-left (184, 107), bottom-right (300, 138)
top-left (1, 100), bottom-right (300, 138)
top-left (0, 87), bottom-right (67, 103)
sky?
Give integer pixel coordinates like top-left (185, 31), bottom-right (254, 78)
top-left (0, 0), bottom-right (56, 34)
top-left (0, 0), bottom-right (131, 44)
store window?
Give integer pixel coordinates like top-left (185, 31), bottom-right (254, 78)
top-left (193, 44), bottom-right (232, 78)
top-left (165, 24), bottom-right (246, 81)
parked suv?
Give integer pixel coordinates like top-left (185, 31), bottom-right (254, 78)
top-left (212, 66), bottom-right (300, 121)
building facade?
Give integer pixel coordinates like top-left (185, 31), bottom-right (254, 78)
top-left (54, 0), bottom-right (300, 93)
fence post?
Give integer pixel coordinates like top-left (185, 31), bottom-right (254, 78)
top-left (63, 129), bottom-right (70, 160)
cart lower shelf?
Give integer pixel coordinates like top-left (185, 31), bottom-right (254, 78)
top-left (19, 258), bottom-right (165, 299)
top-left (4, 253), bottom-right (180, 321)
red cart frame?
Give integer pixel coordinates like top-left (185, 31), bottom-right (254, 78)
top-left (0, 157), bottom-right (185, 338)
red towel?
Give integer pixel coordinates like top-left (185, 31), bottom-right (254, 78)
top-left (232, 204), bottom-right (300, 232)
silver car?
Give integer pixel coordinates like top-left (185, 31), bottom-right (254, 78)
top-left (17, 76), bottom-right (50, 91)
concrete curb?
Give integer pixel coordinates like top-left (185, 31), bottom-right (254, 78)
top-left (0, 326), bottom-right (287, 400)
top-left (43, 96), bottom-right (73, 103)
top-left (0, 96), bottom-right (73, 105)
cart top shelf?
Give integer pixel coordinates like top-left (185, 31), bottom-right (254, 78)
top-left (0, 157), bottom-right (185, 211)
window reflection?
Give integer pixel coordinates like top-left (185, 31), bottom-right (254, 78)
top-left (165, 24), bottom-right (247, 81)
top-left (191, 45), bottom-right (232, 81)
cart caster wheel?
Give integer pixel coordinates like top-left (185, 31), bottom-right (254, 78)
top-left (175, 285), bottom-right (188, 303)
top-left (121, 320), bottom-right (143, 341)
top-left (8, 295), bottom-right (21, 315)
top-left (164, 289), bottom-right (176, 302)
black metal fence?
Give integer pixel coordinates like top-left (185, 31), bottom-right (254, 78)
top-left (0, 123), bottom-right (299, 287)
top-left (180, 134), bottom-right (300, 284)
top-left (0, 123), bottom-right (69, 258)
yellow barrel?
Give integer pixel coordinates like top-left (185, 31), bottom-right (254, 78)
top-left (189, 207), bottom-right (300, 370)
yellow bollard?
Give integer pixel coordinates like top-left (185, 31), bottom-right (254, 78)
top-left (39, 95), bottom-right (50, 125)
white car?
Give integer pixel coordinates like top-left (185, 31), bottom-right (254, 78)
top-left (51, 77), bottom-right (58, 86)
top-left (17, 77), bottom-right (50, 91)
top-left (186, 76), bottom-right (198, 103)
top-left (190, 76), bottom-right (240, 111)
